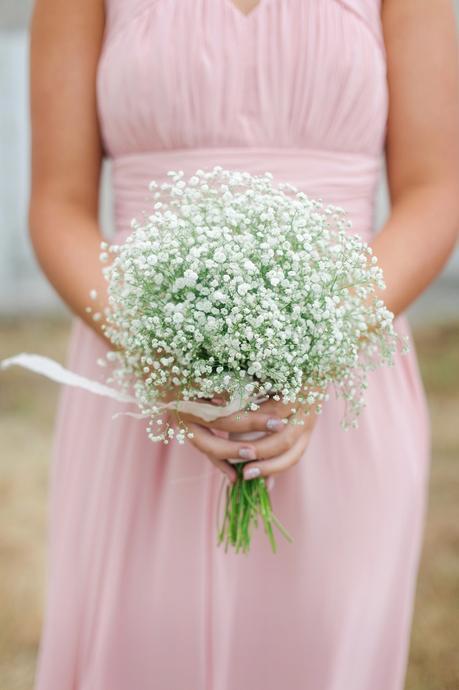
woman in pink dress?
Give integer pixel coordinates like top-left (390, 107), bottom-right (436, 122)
top-left (29, 1), bottom-right (459, 689)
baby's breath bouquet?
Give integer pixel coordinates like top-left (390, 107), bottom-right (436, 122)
top-left (97, 167), bottom-right (401, 554)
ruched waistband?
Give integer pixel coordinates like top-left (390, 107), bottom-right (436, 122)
top-left (110, 147), bottom-right (383, 240)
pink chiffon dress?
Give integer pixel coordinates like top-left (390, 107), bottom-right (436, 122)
top-left (34, 1), bottom-right (431, 689)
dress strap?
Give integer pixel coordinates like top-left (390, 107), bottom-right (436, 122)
top-left (331, 0), bottom-right (385, 54)
top-left (103, 0), bottom-right (159, 37)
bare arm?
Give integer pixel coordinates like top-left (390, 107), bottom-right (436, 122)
top-left (29, 0), bottom-right (108, 340)
top-left (373, 0), bottom-right (459, 316)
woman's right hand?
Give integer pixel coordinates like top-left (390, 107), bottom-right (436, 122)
top-left (167, 397), bottom-right (290, 485)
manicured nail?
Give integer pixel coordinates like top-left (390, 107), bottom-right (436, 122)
top-left (238, 446), bottom-right (256, 460)
top-left (244, 467), bottom-right (261, 480)
top-left (266, 418), bottom-right (284, 431)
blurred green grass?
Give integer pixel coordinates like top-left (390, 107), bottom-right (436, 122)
top-left (0, 317), bottom-right (458, 690)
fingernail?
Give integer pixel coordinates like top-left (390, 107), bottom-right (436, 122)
top-left (244, 467), bottom-right (261, 480)
top-left (266, 418), bottom-right (284, 431)
top-left (238, 446), bottom-right (256, 460)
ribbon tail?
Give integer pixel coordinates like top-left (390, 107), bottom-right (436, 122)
top-left (1, 353), bottom-right (137, 404)
top-left (1, 354), bottom-right (266, 422)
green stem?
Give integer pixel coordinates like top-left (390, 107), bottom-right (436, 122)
top-left (216, 469), bottom-right (293, 554)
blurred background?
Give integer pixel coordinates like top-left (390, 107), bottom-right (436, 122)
top-left (0, 2), bottom-right (458, 689)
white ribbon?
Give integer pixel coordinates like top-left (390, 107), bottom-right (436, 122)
top-left (1, 353), bottom-right (255, 422)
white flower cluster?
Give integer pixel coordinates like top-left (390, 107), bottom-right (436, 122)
top-left (99, 167), bottom-right (402, 443)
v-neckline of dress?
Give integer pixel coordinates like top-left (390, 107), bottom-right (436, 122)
top-left (224, 0), bottom-right (270, 20)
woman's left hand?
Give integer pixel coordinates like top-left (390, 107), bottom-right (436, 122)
top-left (169, 394), bottom-right (318, 483)
top-left (225, 397), bottom-right (317, 481)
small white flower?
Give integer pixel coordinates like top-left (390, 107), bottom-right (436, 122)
top-left (183, 268), bottom-right (198, 286)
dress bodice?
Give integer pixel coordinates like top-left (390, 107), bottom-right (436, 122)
top-left (97, 0), bottom-right (387, 157)
top-left (96, 0), bottom-right (388, 239)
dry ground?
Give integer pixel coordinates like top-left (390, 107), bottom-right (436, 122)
top-left (0, 318), bottom-right (458, 690)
